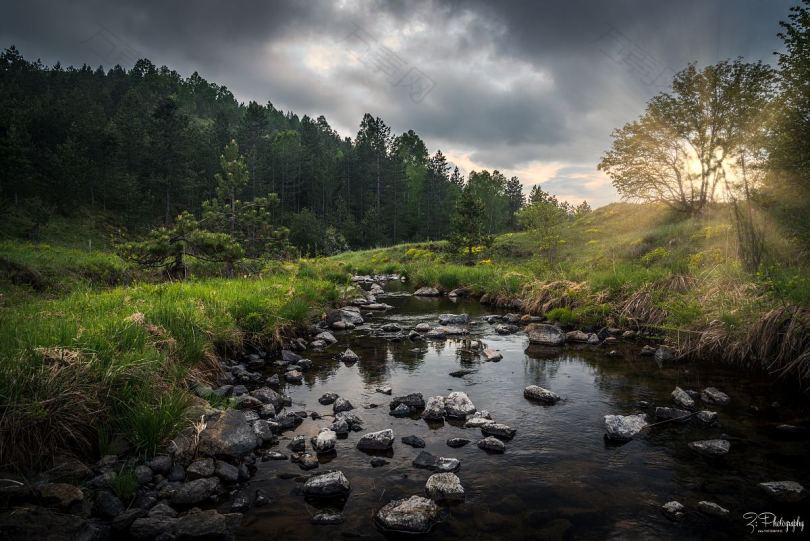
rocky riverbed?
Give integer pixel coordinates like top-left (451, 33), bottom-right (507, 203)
top-left (3, 277), bottom-right (808, 540)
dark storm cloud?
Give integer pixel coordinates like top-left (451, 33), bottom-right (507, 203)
top-left (0, 0), bottom-right (794, 205)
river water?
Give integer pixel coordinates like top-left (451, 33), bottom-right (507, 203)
top-left (237, 283), bottom-right (809, 540)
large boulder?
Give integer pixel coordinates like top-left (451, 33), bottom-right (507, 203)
top-left (604, 414), bottom-right (648, 442)
top-left (375, 495), bottom-right (440, 534)
top-left (523, 385), bottom-right (561, 404)
top-left (526, 324), bottom-right (566, 346)
top-left (303, 470), bottom-right (351, 499)
top-left (197, 410), bottom-right (258, 458)
top-left (425, 473), bottom-right (464, 502)
top-left (422, 396), bottom-right (446, 420)
top-left (357, 429), bottom-right (395, 451)
top-left (444, 391), bottom-right (476, 419)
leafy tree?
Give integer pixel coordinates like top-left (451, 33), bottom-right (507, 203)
top-left (449, 185), bottom-right (492, 258)
top-left (518, 196), bottom-right (568, 260)
top-left (599, 60), bottom-right (775, 215)
top-left (120, 211), bottom-right (243, 278)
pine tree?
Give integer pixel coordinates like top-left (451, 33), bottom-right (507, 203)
top-left (449, 185), bottom-right (491, 258)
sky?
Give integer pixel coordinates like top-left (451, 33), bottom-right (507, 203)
top-left (0, 0), bottom-right (795, 207)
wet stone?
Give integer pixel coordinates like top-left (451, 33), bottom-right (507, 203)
top-left (688, 439), bottom-right (730, 457)
top-left (671, 386), bottom-right (695, 409)
top-left (318, 392), bottom-right (338, 405)
top-left (662, 500), bottom-right (685, 521)
top-left (604, 414), bottom-right (648, 442)
top-left (758, 481), bottom-right (806, 502)
top-left (303, 470), bottom-right (351, 499)
top-left (481, 423), bottom-right (516, 440)
top-left (524, 385), bottom-right (561, 404)
top-left (698, 501), bottom-right (729, 517)
top-left (375, 495), bottom-right (440, 534)
top-left (701, 387), bottom-right (730, 405)
top-left (425, 472), bottom-right (464, 502)
top-left (447, 438), bottom-right (471, 448)
top-left (402, 435), bottom-right (426, 448)
top-left (357, 429), bottom-right (395, 451)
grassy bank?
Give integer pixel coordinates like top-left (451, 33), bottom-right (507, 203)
top-left (0, 267), bottom-right (342, 469)
top-left (324, 203), bottom-right (810, 384)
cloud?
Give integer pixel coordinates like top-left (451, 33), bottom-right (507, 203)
top-left (0, 0), bottom-right (794, 207)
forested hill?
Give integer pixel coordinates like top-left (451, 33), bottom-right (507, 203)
top-left (0, 46), bottom-right (525, 251)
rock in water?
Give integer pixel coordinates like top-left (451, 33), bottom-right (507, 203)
top-left (311, 510), bottom-right (345, 525)
top-left (480, 423), bottom-right (516, 440)
top-left (402, 435), bottom-right (426, 448)
top-left (654, 407), bottom-right (691, 422)
top-left (434, 457), bottom-right (460, 473)
top-left (483, 347), bottom-right (503, 362)
top-left (412, 451), bottom-right (438, 470)
top-left (168, 478), bottom-right (221, 506)
top-left (523, 385), bottom-right (561, 404)
top-left (526, 324), bottom-right (566, 346)
top-left (700, 387), bottom-right (730, 405)
top-left (340, 349), bottom-right (360, 364)
top-left (697, 501), bottom-right (729, 517)
top-left (174, 509), bottom-right (241, 540)
top-left (414, 287), bottom-right (441, 297)
top-left (566, 330), bottom-right (589, 342)
top-left (376, 385), bottom-right (392, 395)
top-left (604, 414), bottom-right (648, 442)
top-left (661, 501), bottom-right (685, 521)
top-left (357, 429), bottom-right (395, 451)
top-left (438, 313), bottom-right (469, 325)
top-left (688, 439), bottom-right (730, 457)
top-left (333, 397), bottom-right (354, 413)
top-left (312, 429), bottom-right (337, 454)
top-left (375, 495), bottom-right (440, 534)
top-left (671, 386), bottom-right (695, 409)
top-left (390, 393), bottom-right (425, 413)
top-left (422, 396), bottom-right (446, 420)
top-left (425, 473), bottom-right (464, 501)
top-left (197, 410), bottom-right (258, 458)
top-left (477, 436), bottom-right (506, 453)
top-left (696, 410), bottom-right (719, 424)
top-left (758, 481), bottom-right (806, 502)
top-left (444, 391), bottom-right (476, 418)
top-left (655, 346), bottom-right (676, 362)
top-left (318, 392), bottom-right (338, 405)
top-left (303, 470), bottom-right (351, 499)
top-left (446, 438), bottom-right (470, 448)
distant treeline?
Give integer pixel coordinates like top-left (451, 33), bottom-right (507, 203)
top-left (0, 46), bottom-right (527, 251)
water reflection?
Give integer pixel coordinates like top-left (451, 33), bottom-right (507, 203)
top-left (238, 292), bottom-right (810, 540)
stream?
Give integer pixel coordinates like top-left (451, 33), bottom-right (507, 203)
top-left (236, 280), bottom-right (809, 540)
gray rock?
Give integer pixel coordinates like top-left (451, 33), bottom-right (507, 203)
top-left (289, 435), bottom-right (306, 452)
top-left (444, 391), bottom-right (476, 418)
top-left (654, 407), bottom-right (691, 422)
top-left (402, 435), bottom-right (426, 448)
top-left (335, 411), bottom-right (363, 429)
top-left (414, 323), bottom-right (432, 332)
top-left (148, 455), bottom-right (173, 475)
top-left (412, 451), bottom-right (438, 470)
top-left (168, 463), bottom-right (186, 482)
top-left (390, 403), bottom-right (411, 417)
top-left (604, 414), bottom-right (648, 442)
top-left (315, 331), bottom-right (337, 344)
top-left (168, 477), bottom-right (221, 506)
top-left (285, 369), bottom-right (303, 383)
top-left (414, 287), bottom-right (441, 297)
top-left (640, 345), bottom-right (656, 356)
top-left (253, 420), bottom-right (276, 444)
top-left (197, 410), bottom-right (258, 459)
top-left (671, 386), bottom-right (695, 409)
top-left (111, 507), bottom-right (147, 532)
top-left (291, 453), bottom-right (319, 470)
top-left (438, 313), bottom-right (469, 325)
top-left (523, 385), bottom-right (561, 404)
top-left (370, 457), bottom-right (389, 468)
top-left (464, 411), bottom-right (495, 428)
top-left (697, 410), bottom-right (719, 424)
top-left (148, 502), bottom-right (177, 518)
top-left (446, 438), bottom-right (471, 448)
top-left (701, 387), bottom-right (730, 406)
top-left (340, 349), bottom-right (360, 363)
top-left (477, 436), bottom-right (506, 453)
top-left (319, 392), bottom-right (338, 405)
top-left (494, 323), bottom-right (519, 335)
top-left (390, 393), bottom-right (425, 413)
top-left (434, 457), bottom-right (460, 473)
top-left (481, 423), bottom-right (516, 440)
top-left (587, 333), bottom-right (600, 345)
top-left (381, 323), bottom-right (402, 332)
top-left (38, 483), bottom-right (84, 509)
top-left (376, 385), bottom-right (393, 395)
top-left (134, 465), bottom-right (154, 485)
top-left (312, 429), bottom-right (337, 454)
top-left (425, 472), bottom-right (464, 501)
top-left (254, 489), bottom-right (270, 506)
top-left (422, 396), bottom-right (446, 420)
top-left (697, 501), bottom-right (730, 517)
top-left (758, 481), bottom-right (806, 502)
top-left (662, 500), bottom-right (685, 521)
top-left (186, 459), bottom-right (215, 480)
top-left (482, 348), bottom-right (503, 362)
top-left (214, 461), bottom-right (239, 483)
top-left (333, 397), bottom-right (354, 413)
top-left (375, 495), bottom-right (440, 534)
top-left (94, 490), bottom-right (124, 518)
top-left (357, 429), bottom-right (395, 451)
top-left (174, 509), bottom-right (241, 541)
top-left (566, 330), bottom-right (590, 342)
top-left (303, 470), bottom-right (351, 498)
top-left (688, 439), bottom-right (730, 457)
top-left (526, 324), bottom-right (566, 346)
top-left (130, 516), bottom-right (178, 540)
top-left (230, 490), bottom-right (250, 512)
top-left (449, 369), bottom-right (476, 377)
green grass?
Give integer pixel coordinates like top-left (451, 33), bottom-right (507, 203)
top-left (0, 270), bottom-right (341, 467)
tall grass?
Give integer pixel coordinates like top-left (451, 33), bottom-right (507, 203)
top-left (0, 272), bottom-right (341, 468)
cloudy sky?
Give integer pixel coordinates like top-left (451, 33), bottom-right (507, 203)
top-left (0, 0), bottom-right (794, 206)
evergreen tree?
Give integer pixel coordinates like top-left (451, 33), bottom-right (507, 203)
top-left (449, 185), bottom-right (492, 258)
